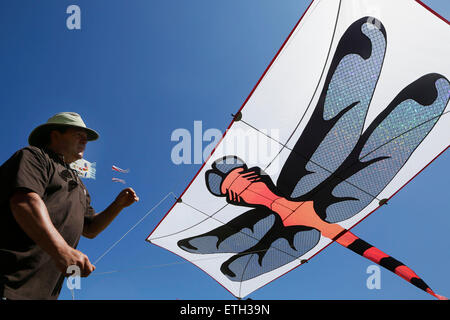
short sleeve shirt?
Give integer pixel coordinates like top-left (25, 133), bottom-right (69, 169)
top-left (0, 146), bottom-right (95, 300)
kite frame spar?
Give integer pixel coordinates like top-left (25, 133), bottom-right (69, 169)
top-left (147, 0), bottom-right (450, 298)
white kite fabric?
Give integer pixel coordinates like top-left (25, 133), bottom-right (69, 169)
top-left (70, 159), bottom-right (96, 179)
top-left (148, 0), bottom-right (450, 298)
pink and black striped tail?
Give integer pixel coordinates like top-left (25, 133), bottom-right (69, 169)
top-left (334, 230), bottom-right (447, 300)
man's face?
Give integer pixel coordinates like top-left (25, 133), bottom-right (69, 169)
top-left (53, 127), bottom-right (88, 163)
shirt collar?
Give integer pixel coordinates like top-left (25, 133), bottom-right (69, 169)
top-left (41, 146), bottom-right (67, 165)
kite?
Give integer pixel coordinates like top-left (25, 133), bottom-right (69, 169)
top-left (112, 178), bottom-right (126, 184)
top-left (112, 165), bottom-right (129, 184)
top-left (112, 165), bottom-right (130, 173)
top-left (70, 159), bottom-right (96, 179)
top-left (148, 0), bottom-right (449, 299)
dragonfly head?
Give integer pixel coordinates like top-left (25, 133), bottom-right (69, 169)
top-left (205, 156), bottom-right (247, 196)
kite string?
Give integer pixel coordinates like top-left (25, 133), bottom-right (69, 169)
top-left (93, 191), bottom-right (178, 265)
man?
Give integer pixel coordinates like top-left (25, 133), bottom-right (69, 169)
top-left (0, 112), bottom-right (139, 300)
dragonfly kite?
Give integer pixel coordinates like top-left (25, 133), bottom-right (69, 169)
top-left (148, 0), bottom-right (449, 299)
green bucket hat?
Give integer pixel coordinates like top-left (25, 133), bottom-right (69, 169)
top-left (28, 112), bottom-right (99, 147)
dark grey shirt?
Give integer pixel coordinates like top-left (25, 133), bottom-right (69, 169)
top-left (0, 146), bottom-right (95, 299)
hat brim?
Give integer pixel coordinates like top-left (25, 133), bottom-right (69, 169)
top-left (28, 123), bottom-right (99, 147)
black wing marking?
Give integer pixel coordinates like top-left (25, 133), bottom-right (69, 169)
top-left (277, 17), bottom-right (387, 199)
top-left (178, 207), bottom-right (320, 282)
top-left (310, 74), bottom-right (450, 222)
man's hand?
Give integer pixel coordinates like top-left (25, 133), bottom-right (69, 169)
top-left (83, 187), bottom-right (140, 239)
top-left (114, 187), bottom-right (139, 208)
top-left (54, 245), bottom-right (95, 277)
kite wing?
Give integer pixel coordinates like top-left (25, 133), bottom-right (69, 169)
top-left (285, 73), bottom-right (449, 224)
top-left (147, 0), bottom-right (450, 298)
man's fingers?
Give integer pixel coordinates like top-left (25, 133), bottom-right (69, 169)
top-left (123, 187), bottom-right (135, 195)
top-left (75, 252), bottom-right (95, 277)
top-left (84, 263), bottom-right (96, 277)
top-left (80, 259), bottom-right (95, 277)
top-left (119, 187), bottom-right (139, 203)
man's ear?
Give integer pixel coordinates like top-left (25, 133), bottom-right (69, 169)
top-left (49, 130), bottom-right (61, 146)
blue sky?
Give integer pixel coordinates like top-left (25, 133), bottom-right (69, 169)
top-left (0, 0), bottom-right (448, 300)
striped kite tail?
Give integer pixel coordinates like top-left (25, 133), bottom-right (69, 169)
top-left (334, 230), bottom-right (447, 300)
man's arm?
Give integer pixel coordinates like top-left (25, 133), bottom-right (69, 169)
top-left (10, 190), bottom-right (95, 277)
top-left (83, 187), bottom-right (139, 239)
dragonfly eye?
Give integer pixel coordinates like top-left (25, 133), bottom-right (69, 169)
top-left (205, 171), bottom-right (223, 196)
top-left (212, 156), bottom-right (246, 174)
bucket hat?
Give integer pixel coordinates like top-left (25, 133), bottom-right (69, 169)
top-left (28, 112), bottom-right (99, 147)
